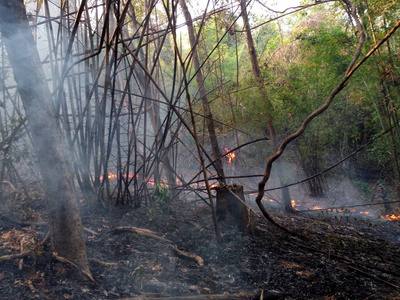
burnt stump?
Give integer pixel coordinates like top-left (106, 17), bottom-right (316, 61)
top-left (215, 185), bottom-right (253, 231)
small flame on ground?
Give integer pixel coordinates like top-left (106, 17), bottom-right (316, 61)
top-left (359, 211), bottom-right (371, 215)
top-left (381, 214), bottom-right (400, 221)
top-left (108, 173), bottom-right (118, 180)
top-left (292, 200), bottom-right (400, 221)
top-left (249, 193), bottom-right (274, 202)
top-left (99, 173), bottom-right (117, 180)
top-left (99, 172), bottom-right (137, 181)
top-left (93, 174), bottom-right (400, 221)
top-left (147, 179), bottom-right (155, 186)
top-left (338, 209), bottom-right (356, 213)
top-left (290, 200), bottom-right (378, 217)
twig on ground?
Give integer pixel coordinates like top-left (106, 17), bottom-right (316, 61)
top-left (101, 226), bottom-right (205, 267)
top-left (103, 226), bottom-right (173, 243)
top-left (0, 249), bottom-right (33, 262)
top-left (84, 227), bottom-right (100, 236)
top-left (89, 257), bottom-right (119, 267)
top-left (173, 247), bottom-right (204, 266)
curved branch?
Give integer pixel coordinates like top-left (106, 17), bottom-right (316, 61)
top-left (255, 0), bottom-right (367, 229)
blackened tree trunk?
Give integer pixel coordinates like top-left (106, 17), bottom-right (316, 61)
top-left (0, 0), bottom-right (90, 274)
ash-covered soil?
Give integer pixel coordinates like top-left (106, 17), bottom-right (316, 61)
top-left (0, 196), bottom-right (400, 300)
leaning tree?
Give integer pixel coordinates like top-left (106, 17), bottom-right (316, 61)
top-left (0, 0), bottom-right (90, 275)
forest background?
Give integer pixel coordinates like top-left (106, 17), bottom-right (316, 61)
top-left (0, 0), bottom-right (399, 279)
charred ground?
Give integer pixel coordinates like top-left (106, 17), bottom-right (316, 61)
top-left (0, 194), bottom-right (399, 300)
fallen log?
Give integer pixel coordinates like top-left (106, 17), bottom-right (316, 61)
top-left (118, 290), bottom-right (291, 300)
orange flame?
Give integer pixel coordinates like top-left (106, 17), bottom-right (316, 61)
top-left (381, 214), bottom-right (400, 221)
top-left (291, 200), bottom-right (300, 210)
top-left (249, 193), bottom-right (274, 202)
top-left (108, 173), bottom-right (118, 179)
top-left (99, 173), bottom-right (118, 180)
top-left (224, 148), bottom-right (236, 164)
top-left (210, 183), bottom-right (219, 189)
top-left (359, 211), bottom-right (371, 215)
top-left (99, 172), bottom-right (138, 181)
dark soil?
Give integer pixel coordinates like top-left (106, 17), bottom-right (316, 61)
top-left (0, 195), bottom-right (400, 300)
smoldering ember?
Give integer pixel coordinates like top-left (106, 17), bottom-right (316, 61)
top-left (0, 0), bottom-right (400, 299)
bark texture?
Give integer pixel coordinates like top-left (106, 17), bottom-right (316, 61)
top-left (0, 0), bottom-right (90, 273)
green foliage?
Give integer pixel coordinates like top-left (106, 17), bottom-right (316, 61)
top-left (232, 1), bottom-right (400, 186)
top-left (131, 265), bottom-right (145, 289)
top-left (356, 237), bottom-right (367, 247)
top-left (147, 182), bottom-right (171, 223)
top-left (354, 180), bottom-right (374, 198)
top-left (206, 2), bottom-right (398, 195)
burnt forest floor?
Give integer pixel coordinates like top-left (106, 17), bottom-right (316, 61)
top-left (0, 194), bottom-right (400, 300)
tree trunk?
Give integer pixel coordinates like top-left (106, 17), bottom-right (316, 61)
top-left (239, 0), bottom-right (293, 212)
top-left (0, 0), bottom-right (90, 274)
top-left (178, 0), bottom-right (225, 184)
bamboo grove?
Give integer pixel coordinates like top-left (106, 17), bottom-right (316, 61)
top-left (0, 0), bottom-right (400, 215)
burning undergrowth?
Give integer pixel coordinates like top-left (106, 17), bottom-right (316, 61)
top-left (239, 165), bottom-right (400, 224)
top-left (0, 189), bottom-right (400, 299)
top-left (286, 178), bottom-right (400, 222)
top-left (0, 152), bottom-right (400, 299)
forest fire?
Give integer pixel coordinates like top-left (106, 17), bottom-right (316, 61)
top-left (224, 147), bottom-right (236, 164)
top-left (99, 173), bottom-right (157, 187)
top-left (96, 173), bottom-right (400, 222)
top-left (98, 172), bottom-right (223, 191)
top-left (290, 199), bottom-right (400, 221)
